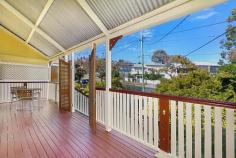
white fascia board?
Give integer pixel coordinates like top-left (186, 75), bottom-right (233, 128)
top-left (49, 33), bottom-right (106, 61)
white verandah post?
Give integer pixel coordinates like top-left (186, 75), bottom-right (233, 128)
top-left (105, 38), bottom-right (112, 132)
top-left (71, 53), bottom-right (75, 112)
top-left (47, 62), bottom-right (51, 100)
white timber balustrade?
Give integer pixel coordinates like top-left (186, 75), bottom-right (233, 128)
top-left (74, 88), bottom-right (106, 124)
top-left (169, 100), bottom-right (235, 158)
top-left (74, 85), bottom-right (236, 157)
top-left (74, 88), bottom-right (89, 116)
top-left (0, 81), bottom-right (58, 103)
top-left (73, 86), bottom-right (236, 157)
top-left (96, 88), bottom-right (106, 124)
top-left (106, 89), bottom-right (235, 158)
top-left (109, 89), bottom-right (159, 149)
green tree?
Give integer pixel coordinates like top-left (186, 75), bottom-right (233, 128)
top-left (144, 70), bottom-right (163, 80)
top-left (96, 58), bottom-right (106, 81)
top-left (157, 54), bottom-right (197, 78)
top-left (219, 8), bottom-right (236, 64)
top-left (156, 64), bottom-right (236, 102)
top-left (111, 62), bottom-right (123, 89)
top-left (151, 50), bottom-right (169, 64)
top-left (75, 66), bottom-right (86, 83)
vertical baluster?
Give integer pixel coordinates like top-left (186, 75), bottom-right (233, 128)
top-left (171, 100), bottom-right (177, 156)
top-left (123, 93), bottom-right (127, 132)
top-left (153, 98), bottom-right (159, 147)
top-left (195, 105), bottom-right (201, 158)
top-left (110, 91), bottom-right (113, 126)
top-left (79, 93), bottom-right (81, 111)
top-left (98, 91), bottom-right (101, 121)
top-left (130, 94), bottom-right (134, 136)
top-left (178, 102), bottom-right (184, 158)
top-left (215, 107), bottom-right (222, 158)
top-left (127, 94), bottom-right (130, 135)
top-left (117, 93), bottom-right (120, 129)
top-left (143, 96), bottom-right (148, 143)
top-left (96, 91), bottom-right (98, 119)
top-left (226, 109), bottom-right (234, 158)
top-left (119, 93), bottom-right (123, 130)
top-left (76, 91), bottom-right (78, 110)
top-left (114, 92), bottom-right (117, 128)
top-left (186, 103), bottom-right (192, 158)
top-left (139, 95), bottom-right (143, 140)
top-left (101, 91), bottom-right (103, 122)
top-left (148, 97), bottom-right (153, 144)
top-left (103, 91), bottom-right (105, 123)
top-left (98, 91), bottom-right (100, 121)
top-left (134, 95), bottom-right (139, 137)
top-left (204, 105), bottom-right (212, 158)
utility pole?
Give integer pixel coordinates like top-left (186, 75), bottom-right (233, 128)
top-left (140, 33), bottom-right (145, 92)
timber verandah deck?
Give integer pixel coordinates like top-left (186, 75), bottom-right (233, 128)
top-left (0, 101), bottom-right (156, 158)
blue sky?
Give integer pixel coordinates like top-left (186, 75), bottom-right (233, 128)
top-left (75, 0), bottom-right (236, 64)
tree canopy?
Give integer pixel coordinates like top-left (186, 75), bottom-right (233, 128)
top-left (151, 50), bottom-right (169, 64)
top-left (156, 65), bottom-right (236, 102)
top-left (219, 8), bottom-right (236, 64)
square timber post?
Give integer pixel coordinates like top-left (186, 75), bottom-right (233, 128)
top-left (105, 38), bottom-right (112, 132)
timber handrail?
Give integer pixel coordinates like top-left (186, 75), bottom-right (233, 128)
top-left (0, 81), bottom-right (50, 83)
top-left (96, 87), bottom-right (105, 91)
top-left (109, 88), bottom-right (236, 109)
top-left (74, 88), bottom-right (89, 97)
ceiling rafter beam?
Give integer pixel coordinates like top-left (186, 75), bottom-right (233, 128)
top-left (76, 0), bottom-right (109, 36)
top-left (0, 0), bottom-right (65, 52)
top-left (26, 0), bottom-right (54, 43)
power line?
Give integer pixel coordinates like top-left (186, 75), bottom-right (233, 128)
top-left (184, 26), bottom-right (236, 57)
top-left (146, 15), bottom-right (190, 45)
top-left (145, 20), bottom-right (227, 45)
top-left (168, 21), bottom-right (226, 34)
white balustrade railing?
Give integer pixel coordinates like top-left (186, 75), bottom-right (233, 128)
top-left (48, 82), bottom-right (59, 103)
top-left (170, 101), bottom-right (235, 158)
top-left (73, 87), bottom-right (236, 157)
top-left (110, 90), bottom-right (159, 149)
top-left (0, 81), bottom-right (57, 103)
top-left (74, 88), bottom-right (106, 124)
top-left (96, 89), bottom-right (105, 124)
top-left (109, 89), bottom-right (235, 158)
top-left (74, 89), bottom-right (89, 116)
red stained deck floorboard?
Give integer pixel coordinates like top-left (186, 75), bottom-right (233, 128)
top-left (0, 101), bottom-right (156, 158)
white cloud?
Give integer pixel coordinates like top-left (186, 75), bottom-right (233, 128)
top-left (142, 29), bottom-right (153, 38)
top-left (191, 8), bottom-right (219, 21)
top-left (196, 12), bottom-right (218, 20)
top-left (128, 47), bottom-right (139, 51)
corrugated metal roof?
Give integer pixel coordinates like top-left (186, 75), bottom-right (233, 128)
top-left (86, 0), bottom-right (173, 30)
top-left (39, 0), bottom-right (102, 49)
top-left (6, 0), bottom-right (47, 23)
top-left (30, 32), bottom-right (60, 56)
top-left (0, 4), bottom-right (31, 40)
